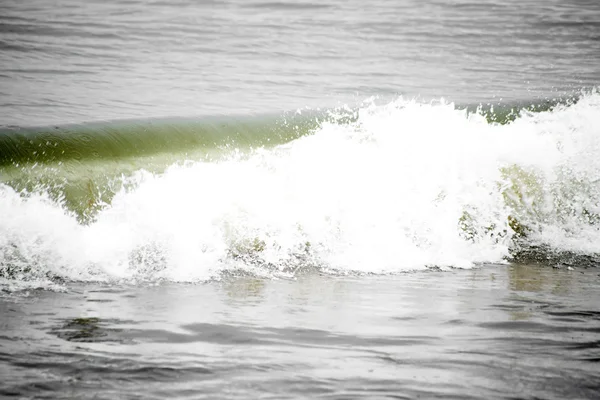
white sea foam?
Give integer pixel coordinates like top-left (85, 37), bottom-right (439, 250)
top-left (2, 93), bottom-right (600, 286)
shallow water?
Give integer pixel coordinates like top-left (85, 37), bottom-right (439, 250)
top-left (1, 264), bottom-right (599, 399)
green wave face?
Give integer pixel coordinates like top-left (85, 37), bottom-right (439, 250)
top-left (0, 114), bottom-right (325, 165)
top-left (1, 93), bottom-right (600, 288)
top-left (0, 113), bottom-right (324, 222)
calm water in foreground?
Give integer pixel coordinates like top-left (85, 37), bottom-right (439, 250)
top-left (1, 265), bottom-right (599, 399)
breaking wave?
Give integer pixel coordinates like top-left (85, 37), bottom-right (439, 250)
top-left (2, 92), bottom-right (600, 289)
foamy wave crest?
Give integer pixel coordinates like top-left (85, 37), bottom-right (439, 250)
top-left (2, 93), bottom-right (600, 288)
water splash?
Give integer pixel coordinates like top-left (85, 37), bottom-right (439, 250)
top-left (2, 93), bottom-right (600, 289)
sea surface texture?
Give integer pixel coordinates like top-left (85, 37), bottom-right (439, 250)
top-left (1, 0), bottom-right (600, 399)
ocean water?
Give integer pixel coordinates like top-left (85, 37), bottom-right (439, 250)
top-left (1, 0), bottom-right (600, 398)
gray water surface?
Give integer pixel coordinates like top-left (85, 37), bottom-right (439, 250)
top-left (1, 265), bottom-right (599, 399)
top-left (1, 0), bottom-right (600, 126)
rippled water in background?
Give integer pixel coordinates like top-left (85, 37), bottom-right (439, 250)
top-left (1, 0), bottom-right (599, 126)
top-left (2, 0), bottom-right (600, 398)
